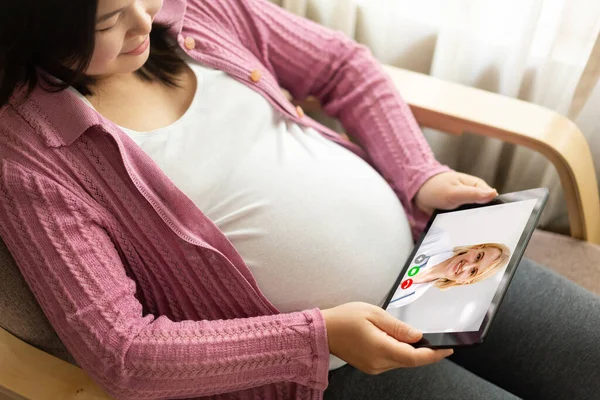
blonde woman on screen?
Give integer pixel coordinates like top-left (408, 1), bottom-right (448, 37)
top-left (388, 226), bottom-right (510, 308)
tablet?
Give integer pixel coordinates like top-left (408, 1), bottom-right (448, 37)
top-left (382, 188), bottom-right (549, 348)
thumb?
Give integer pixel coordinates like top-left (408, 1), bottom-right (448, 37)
top-left (448, 185), bottom-right (497, 208)
top-left (369, 309), bottom-right (422, 344)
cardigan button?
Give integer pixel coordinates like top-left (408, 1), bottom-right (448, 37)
top-left (184, 36), bottom-right (196, 50)
top-left (250, 69), bottom-right (262, 83)
top-left (296, 105), bottom-right (305, 119)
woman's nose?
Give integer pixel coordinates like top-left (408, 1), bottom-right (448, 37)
top-left (463, 256), bottom-right (476, 267)
top-left (129, 2), bottom-right (153, 36)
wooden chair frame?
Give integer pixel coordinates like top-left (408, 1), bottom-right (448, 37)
top-left (1, 65), bottom-right (599, 400)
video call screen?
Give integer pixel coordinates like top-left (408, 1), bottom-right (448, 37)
top-left (385, 199), bottom-right (537, 333)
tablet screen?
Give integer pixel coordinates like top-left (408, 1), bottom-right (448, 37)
top-left (385, 199), bottom-right (538, 334)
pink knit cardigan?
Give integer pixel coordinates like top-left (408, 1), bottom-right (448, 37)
top-left (0, 0), bottom-right (449, 398)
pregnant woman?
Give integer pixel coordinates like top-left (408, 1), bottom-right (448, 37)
top-left (1, 0), bottom-right (598, 399)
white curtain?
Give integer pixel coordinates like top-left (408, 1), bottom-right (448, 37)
top-left (272, 0), bottom-right (600, 234)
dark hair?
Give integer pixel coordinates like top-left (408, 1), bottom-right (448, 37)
top-left (0, 0), bottom-right (185, 107)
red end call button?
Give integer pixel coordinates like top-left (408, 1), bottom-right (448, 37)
top-left (401, 279), bottom-right (413, 290)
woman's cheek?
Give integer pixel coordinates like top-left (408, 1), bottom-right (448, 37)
top-left (149, 0), bottom-right (164, 19)
top-left (86, 36), bottom-right (123, 76)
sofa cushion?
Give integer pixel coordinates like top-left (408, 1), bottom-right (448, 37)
top-left (525, 229), bottom-right (600, 295)
top-left (0, 238), bottom-right (76, 365)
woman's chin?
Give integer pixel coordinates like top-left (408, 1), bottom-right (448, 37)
top-left (86, 55), bottom-right (150, 78)
top-left (125, 54), bottom-right (150, 72)
top-left (115, 52), bottom-right (151, 74)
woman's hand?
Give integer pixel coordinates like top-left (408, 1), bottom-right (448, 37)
top-left (321, 302), bottom-right (453, 374)
top-left (415, 171), bottom-right (498, 215)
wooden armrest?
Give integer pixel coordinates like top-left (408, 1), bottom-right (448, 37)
top-left (383, 65), bottom-right (600, 244)
top-left (0, 327), bottom-right (110, 399)
top-left (296, 66), bottom-right (600, 244)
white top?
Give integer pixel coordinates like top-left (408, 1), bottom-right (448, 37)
top-left (73, 59), bottom-right (414, 370)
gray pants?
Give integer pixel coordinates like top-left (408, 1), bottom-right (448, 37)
top-left (324, 258), bottom-right (600, 399)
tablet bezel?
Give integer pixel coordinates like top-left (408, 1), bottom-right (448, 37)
top-left (381, 187), bottom-right (549, 348)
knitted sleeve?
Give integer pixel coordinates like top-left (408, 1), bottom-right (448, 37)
top-left (0, 162), bottom-right (329, 399)
top-left (211, 0), bottom-right (451, 237)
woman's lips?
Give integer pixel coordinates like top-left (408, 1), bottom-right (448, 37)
top-left (123, 36), bottom-right (150, 56)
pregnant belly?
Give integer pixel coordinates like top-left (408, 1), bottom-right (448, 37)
top-left (197, 125), bottom-right (415, 314)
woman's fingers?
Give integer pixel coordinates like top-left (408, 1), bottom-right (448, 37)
top-left (383, 338), bottom-right (454, 368)
top-left (457, 172), bottom-right (493, 190)
top-left (368, 308), bottom-right (422, 343)
top-left (324, 303), bottom-right (453, 375)
top-left (401, 346), bottom-right (454, 368)
top-left (415, 171), bottom-right (498, 211)
top-left (369, 315), bottom-right (454, 371)
top-left (446, 185), bottom-right (496, 208)
top-left (446, 173), bottom-right (497, 207)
